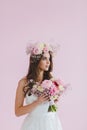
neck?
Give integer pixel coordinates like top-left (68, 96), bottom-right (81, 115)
top-left (36, 69), bottom-right (44, 83)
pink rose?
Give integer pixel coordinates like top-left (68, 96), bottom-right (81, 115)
top-left (43, 47), bottom-right (49, 53)
top-left (32, 47), bottom-right (42, 55)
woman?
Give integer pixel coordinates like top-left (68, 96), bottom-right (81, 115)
top-left (15, 42), bottom-right (63, 130)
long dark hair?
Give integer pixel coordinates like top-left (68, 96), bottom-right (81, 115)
top-left (23, 51), bottom-right (53, 97)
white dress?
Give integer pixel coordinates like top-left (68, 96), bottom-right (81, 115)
top-left (20, 93), bottom-right (63, 130)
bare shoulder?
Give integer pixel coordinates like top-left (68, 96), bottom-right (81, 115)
top-left (19, 76), bottom-right (28, 83)
top-left (17, 76), bottom-right (28, 90)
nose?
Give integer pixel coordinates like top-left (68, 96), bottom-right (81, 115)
top-left (47, 59), bottom-right (50, 65)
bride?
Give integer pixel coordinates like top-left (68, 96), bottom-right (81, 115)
top-left (15, 42), bottom-right (63, 130)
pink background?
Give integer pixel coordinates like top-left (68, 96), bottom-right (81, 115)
top-left (0, 0), bottom-right (87, 130)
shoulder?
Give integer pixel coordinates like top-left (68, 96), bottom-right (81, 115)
top-left (17, 76), bottom-right (28, 90)
top-left (19, 76), bottom-right (28, 84)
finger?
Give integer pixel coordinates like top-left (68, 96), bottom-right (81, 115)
top-left (43, 95), bottom-right (49, 98)
top-left (42, 94), bottom-right (47, 97)
top-left (40, 93), bottom-right (45, 97)
top-left (44, 96), bottom-right (50, 101)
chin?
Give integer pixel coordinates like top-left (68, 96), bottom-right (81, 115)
top-left (44, 68), bottom-right (49, 71)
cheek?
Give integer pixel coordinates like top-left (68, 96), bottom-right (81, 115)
top-left (42, 61), bottom-right (46, 66)
top-left (39, 60), bottom-right (46, 67)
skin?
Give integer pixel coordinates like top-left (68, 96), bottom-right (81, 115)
top-left (15, 52), bottom-right (58, 117)
top-left (36, 52), bottom-right (50, 82)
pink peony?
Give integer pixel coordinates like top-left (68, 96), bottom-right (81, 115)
top-left (41, 80), bottom-right (53, 89)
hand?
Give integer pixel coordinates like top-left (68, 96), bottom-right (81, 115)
top-left (36, 93), bottom-right (50, 105)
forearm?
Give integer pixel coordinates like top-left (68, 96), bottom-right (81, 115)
top-left (15, 100), bottom-right (39, 117)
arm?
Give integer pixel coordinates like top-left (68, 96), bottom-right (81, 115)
top-left (15, 78), bottom-right (40, 117)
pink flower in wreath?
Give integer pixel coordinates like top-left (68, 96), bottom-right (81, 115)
top-left (32, 47), bottom-right (41, 55)
top-left (43, 47), bottom-right (49, 53)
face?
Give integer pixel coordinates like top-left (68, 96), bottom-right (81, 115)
top-left (38, 52), bottom-right (50, 71)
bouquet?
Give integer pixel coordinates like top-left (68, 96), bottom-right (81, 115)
top-left (29, 78), bottom-right (68, 112)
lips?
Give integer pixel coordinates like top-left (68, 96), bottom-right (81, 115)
top-left (45, 65), bottom-right (49, 68)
